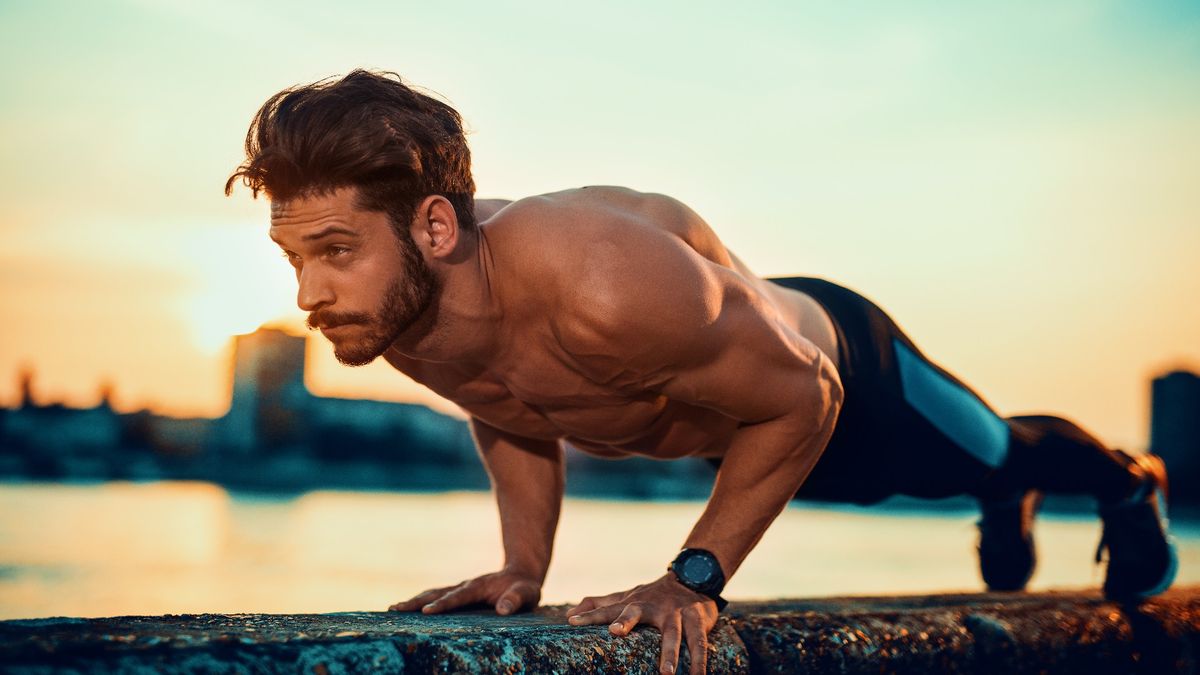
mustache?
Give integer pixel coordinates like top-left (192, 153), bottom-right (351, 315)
top-left (306, 310), bottom-right (372, 331)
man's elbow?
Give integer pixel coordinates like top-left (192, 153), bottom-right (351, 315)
top-left (790, 352), bottom-right (843, 445)
top-left (817, 352), bottom-right (844, 421)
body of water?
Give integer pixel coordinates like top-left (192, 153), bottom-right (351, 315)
top-left (1, 481), bottom-right (1196, 620)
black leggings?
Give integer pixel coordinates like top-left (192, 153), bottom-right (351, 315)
top-left (762, 277), bottom-right (1137, 506)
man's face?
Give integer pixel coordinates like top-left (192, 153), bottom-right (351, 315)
top-left (269, 187), bottom-right (438, 366)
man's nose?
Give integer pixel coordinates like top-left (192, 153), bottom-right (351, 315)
top-left (297, 266), bottom-right (335, 312)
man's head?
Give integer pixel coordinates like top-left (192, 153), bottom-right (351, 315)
top-left (227, 70), bottom-right (475, 365)
top-left (269, 188), bottom-right (443, 366)
top-left (226, 69), bottom-right (476, 236)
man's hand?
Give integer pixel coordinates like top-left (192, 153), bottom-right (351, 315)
top-left (566, 574), bottom-right (718, 675)
top-left (388, 569), bottom-right (541, 616)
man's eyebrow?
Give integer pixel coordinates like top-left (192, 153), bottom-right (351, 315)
top-left (302, 225), bottom-right (360, 241)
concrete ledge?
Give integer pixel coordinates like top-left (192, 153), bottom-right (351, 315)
top-left (2, 588), bottom-right (1198, 673)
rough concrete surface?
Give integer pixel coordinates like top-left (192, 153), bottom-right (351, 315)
top-left (2, 588), bottom-right (1198, 674)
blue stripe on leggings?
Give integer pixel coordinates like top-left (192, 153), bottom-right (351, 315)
top-left (893, 338), bottom-right (1010, 468)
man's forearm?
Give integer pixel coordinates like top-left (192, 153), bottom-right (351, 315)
top-left (470, 418), bottom-right (564, 582)
top-left (684, 371), bottom-right (842, 580)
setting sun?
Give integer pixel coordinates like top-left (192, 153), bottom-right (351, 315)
top-left (173, 224), bottom-right (300, 356)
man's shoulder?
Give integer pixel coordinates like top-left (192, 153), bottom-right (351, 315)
top-left (484, 186), bottom-right (642, 237)
top-left (482, 187), bottom-right (658, 297)
top-left (484, 186), bottom-right (698, 268)
top-left (494, 191), bottom-right (721, 361)
top-left (486, 185), bottom-right (694, 232)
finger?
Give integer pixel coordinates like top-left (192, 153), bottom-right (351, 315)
top-left (683, 608), bottom-right (710, 675)
top-left (608, 603), bottom-right (644, 636)
top-left (565, 596), bottom-right (599, 617)
top-left (658, 613), bottom-right (683, 675)
top-left (496, 579), bottom-right (539, 615)
top-left (567, 602), bottom-right (626, 626)
top-left (388, 586), bottom-right (456, 612)
top-left (566, 591), bottom-right (624, 618)
top-left (423, 582), bottom-right (484, 614)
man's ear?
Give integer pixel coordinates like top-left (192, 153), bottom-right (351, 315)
top-left (411, 195), bottom-right (461, 259)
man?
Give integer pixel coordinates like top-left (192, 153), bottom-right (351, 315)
top-left (226, 70), bottom-right (1176, 675)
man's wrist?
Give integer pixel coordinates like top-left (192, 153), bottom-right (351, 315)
top-left (502, 559), bottom-right (547, 581)
top-left (669, 548), bottom-right (729, 611)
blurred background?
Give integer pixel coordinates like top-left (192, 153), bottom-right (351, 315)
top-left (0, 0), bottom-right (1197, 619)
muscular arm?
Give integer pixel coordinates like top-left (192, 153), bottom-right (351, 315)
top-left (390, 417), bottom-right (563, 615)
top-left (567, 257), bottom-right (842, 577)
top-left (559, 221), bottom-right (842, 674)
top-left (471, 417), bottom-right (564, 583)
top-left (681, 354), bottom-right (840, 578)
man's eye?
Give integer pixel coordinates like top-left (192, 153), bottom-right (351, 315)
top-left (327, 245), bottom-right (350, 256)
top-left (281, 251), bottom-right (300, 265)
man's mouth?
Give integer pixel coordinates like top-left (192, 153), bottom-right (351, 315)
top-left (321, 322), bottom-right (359, 336)
top-left (308, 312), bottom-right (369, 333)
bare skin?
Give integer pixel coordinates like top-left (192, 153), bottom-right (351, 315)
top-left (269, 185), bottom-right (844, 675)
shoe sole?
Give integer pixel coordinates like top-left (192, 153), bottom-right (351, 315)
top-left (1107, 455), bottom-right (1177, 600)
top-left (978, 490), bottom-right (1043, 591)
top-left (1136, 485), bottom-right (1178, 599)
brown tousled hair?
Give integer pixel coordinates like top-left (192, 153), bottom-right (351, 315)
top-left (225, 69), bottom-right (476, 233)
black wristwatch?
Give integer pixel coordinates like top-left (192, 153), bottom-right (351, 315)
top-left (669, 548), bottom-right (728, 611)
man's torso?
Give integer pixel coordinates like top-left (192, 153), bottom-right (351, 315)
top-left (386, 187), bottom-right (840, 460)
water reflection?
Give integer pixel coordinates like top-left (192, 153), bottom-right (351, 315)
top-left (0, 481), bottom-right (228, 566)
top-left (0, 482), bottom-right (1196, 620)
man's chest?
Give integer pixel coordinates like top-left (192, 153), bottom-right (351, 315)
top-left (396, 351), bottom-right (671, 445)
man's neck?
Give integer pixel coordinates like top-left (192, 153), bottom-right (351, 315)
top-left (389, 229), bottom-right (503, 364)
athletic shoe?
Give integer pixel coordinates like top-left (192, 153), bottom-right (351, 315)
top-left (1095, 453), bottom-right (1178, 600)
top-left (977, 489), bottom-right (1043, 591)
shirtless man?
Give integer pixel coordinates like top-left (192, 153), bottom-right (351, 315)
top-left (227, 70), bottom-right (1177, 675)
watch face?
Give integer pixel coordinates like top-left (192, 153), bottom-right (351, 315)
top-left (681, 553), bottom-right (716, 584)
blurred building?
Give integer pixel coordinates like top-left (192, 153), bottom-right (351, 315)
top-left (1, 370), bottom-right (121, 478)
top-left (0, 370), bottom-right (142, 479)
top-left (219, 328), bottom-right (312, 453)
top-left (0, 328), bottom-right (484, 490)
top-left (0, 326), bottom-right (716, 497)
top-left (209, 326), bottom-right (483, 490)
top-left (1150, 370), bottom-right (1200, 502)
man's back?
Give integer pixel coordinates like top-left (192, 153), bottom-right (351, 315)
top-left (385, 186), bottom-right (841, 460)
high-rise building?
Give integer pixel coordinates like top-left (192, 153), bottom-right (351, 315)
top-left (1150, 370), bottom-right (1200, 501)
top-left (220, 327), bottom-right (312, 453)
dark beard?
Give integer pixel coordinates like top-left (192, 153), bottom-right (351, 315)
top-left (308, 230), bottom-right (439, 367)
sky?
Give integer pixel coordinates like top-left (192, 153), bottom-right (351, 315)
top-left (0, 0), bottom-right (1197, 450)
